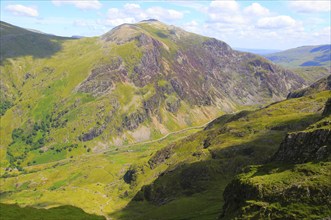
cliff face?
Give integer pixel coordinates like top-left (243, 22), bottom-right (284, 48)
top-left (83, 20), bottom-right (306, 109)
top-left (273, 129), bottom-right (331, 163)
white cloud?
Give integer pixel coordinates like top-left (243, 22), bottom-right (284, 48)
top-left (244, 3), bottom-right (270, 17)
top-left (290, 1), bottom-right (331, 13)
top-left (257, 15), bottom-right (297, 29)
top-left (209, 0), bottom-right (240, 13)
top-left (105, 8), bottom-right (136, 26)
top-left (103, 5), bottom-right (184, 27)
top-left (182, 20), bottom-right (201, 33)
top-left (52, 0), bottom-right (102, 10)
top-left (146, 7), bottom-right (183, 20)
top-left (124, 3), bottom-right (140, 11)
top-left (207, 0), bottom-right (244, 24)
top-left (5, 4), bottom-right (38, 17)
top-left (313, 26), bottom-right (331, 38)
top-left (105, 18), bottom-right (136, 27)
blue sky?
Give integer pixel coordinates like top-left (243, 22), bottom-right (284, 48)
top-left (1, 0), bottom-right (330, 49)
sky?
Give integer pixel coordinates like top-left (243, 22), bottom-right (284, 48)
top-left (0, 0), bottom-right (330, 50)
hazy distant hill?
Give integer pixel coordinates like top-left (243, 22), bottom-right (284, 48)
top-left (235, 48), bottom-right (281, 55)
top-left (265, 44), bottom-right (331, 68)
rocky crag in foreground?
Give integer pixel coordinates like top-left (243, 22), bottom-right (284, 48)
top-left (220, 97), bottom-right (331, 219)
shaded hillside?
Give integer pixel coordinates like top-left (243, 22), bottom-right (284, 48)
top-left (0, 21), bottom-right (71, 63)
top-left (0, 20), bottom-right (306, 170)
top-left (108, 89), bottom-right (330, 219)
top-left (265, 44), bottom-right (331, 68)
top-left (0, 203), bottom-right (105, 220)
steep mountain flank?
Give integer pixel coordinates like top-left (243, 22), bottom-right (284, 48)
top-left (94, 20), bottom-right (305, 107)
top-left (220, 97), bottom-right (331, 220)
top-left (0, 20), bottom-right (308, 169)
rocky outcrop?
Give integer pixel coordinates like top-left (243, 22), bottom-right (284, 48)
top-left (165, 97), bottom-right (180, 113)
top-left (123, 169), bottom-right (137, 184)
top-left (288, 75), bottom-right (331, 99)
top-left (122, 111), bottom-right (147, 131)
top-left (220, 168), bottom-right (331, 219)
top-left (148, 144), bottom-right (175, 169)
top-left (79, 117), bottom-right (111, 142)
top-left (76, 58), bottom-right (126, 96)
top-left (273, 129), bottom-right (331, 163)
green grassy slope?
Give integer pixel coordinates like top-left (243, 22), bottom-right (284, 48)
top-left (0, 127), bottom-right (201, 217)
top-left (0, 203), bottom-right (105, 220)
top-left (0, 21), bottom-right (71, 63)
top-left (109, 90), bottom-right (330, 219)
top-left (265, 44), bottom-right (331, 68)
top-left (0, 89), bottom-right (329, 219)
top-left (222, 162), bottom-right (331, 219)
top-left (221, 111), bottom-right (331, 219)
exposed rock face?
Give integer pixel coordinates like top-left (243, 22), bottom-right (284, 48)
top-left (165, 97), bottom-right (180, 113)
top-left (79, 116), bottom-right (111, 142)
top-left (148, 144), bottom-right (175, 169)
top-left (122, 111), bottom-right (147, 131)
top-left (76, 58), bottom-right (126, 96)
top-left (288, 74), bottom-right (331, 99)
top-left (84, 20), bottom-right (306, 110)
top-left (273, 129), bottom-right (331, 163)
top-left (123, 169), bottom-right (137, 184)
